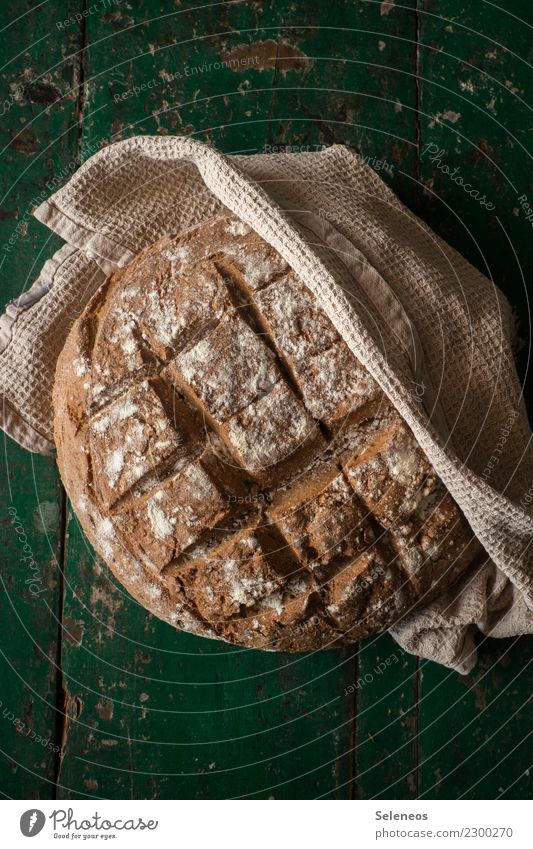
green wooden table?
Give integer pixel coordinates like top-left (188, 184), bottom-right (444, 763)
top-left (1, 0), bottom-right (531, 800)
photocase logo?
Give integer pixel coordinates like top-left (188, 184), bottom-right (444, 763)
top-left (20, 809), bottom-right (46, 837)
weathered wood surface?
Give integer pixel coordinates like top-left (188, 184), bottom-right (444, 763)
top-left (0, 0), bottom-right (531, 799)
top-left (0, 0), bottom-right (83, 797)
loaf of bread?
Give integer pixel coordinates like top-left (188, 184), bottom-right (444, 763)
top-left (53, 212), bottom-right (482, 650)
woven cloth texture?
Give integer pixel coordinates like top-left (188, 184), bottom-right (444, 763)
top-left (1, 136), bottom-right (531, 672)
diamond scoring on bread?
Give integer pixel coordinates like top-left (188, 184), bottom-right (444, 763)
top-left (53, 212), bottom-right (483, 650)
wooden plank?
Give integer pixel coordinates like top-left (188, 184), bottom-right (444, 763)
top-left (0, 0), bottom-right (84, 797)
top-left (56, 0), bottom-right (357, 800)
top-left (0, 452), bottom-right (64, 799)
top-left (355, 637), bottom-right (419, 799)
top-left (77, 0), bottom-right (280, 157)
top-left (419, 642), bottom-right (532, 799)
top-left (416, 0), bottom-right (533, 413)
top-left (417, 0), bottom-right (533, 799)
top-left (268, 0), bottom-right (421, 798)
top-left (267, 0), bottom-right (420, 203)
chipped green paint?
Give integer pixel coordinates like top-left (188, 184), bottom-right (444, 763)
top-left (1, 0), bottom-right (531, 800)
top-left (416, 0), bottom-right (532, 413)
top-left (0, 0), bottom-right (84, 799)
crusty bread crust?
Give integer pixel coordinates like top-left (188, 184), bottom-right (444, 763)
top-left (53, 212), bottom-right (482, 651)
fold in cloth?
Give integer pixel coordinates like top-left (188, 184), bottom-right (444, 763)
top-left (1, 137), bottom-right (531, 672)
